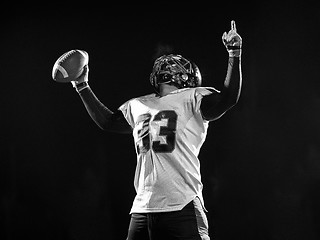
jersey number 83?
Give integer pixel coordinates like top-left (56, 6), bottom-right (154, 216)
top-left (136, 110), bottom-right (177, 154)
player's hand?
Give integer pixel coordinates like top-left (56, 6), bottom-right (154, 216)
top-left (222, 20), bottom-right (242, 57)
top-left (71, 65), bottom-right (89, 91)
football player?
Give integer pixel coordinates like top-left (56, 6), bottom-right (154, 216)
top-left (71, 20), bottom-right (242, 240)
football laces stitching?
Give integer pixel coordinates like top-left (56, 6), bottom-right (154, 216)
top-left (59, 50), bottom-right (76, 63)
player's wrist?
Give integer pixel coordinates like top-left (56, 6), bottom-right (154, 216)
top-left (228, 50), bottom-right (241, 57)
top-left (72, 81), bottom-right (89, 93)
top-left (227, 45), bottom-right (242, 57)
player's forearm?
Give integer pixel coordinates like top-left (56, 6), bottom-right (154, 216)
top-left (77, 85), bottom-right (114, 130)
top-left (222, 56), bottom-right (242, 107)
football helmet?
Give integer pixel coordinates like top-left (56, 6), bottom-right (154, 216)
top-left (150, 54), bottom-right (202, 93)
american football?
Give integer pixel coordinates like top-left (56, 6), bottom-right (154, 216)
top-left (52, 49), bottom-right (89, 83)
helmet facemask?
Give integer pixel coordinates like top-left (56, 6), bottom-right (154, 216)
top-left (150, 54), bottom-right (202, 93)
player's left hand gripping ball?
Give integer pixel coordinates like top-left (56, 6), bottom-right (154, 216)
top-left (52, 50), bottom-right (89, 82)
top-left (222, 20), bottom-right (242, 57)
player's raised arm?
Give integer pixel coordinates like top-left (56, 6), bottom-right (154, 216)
top-left (52, 50), bottom-right (132, 133)
top-left (201, 20), bottom-right (242, 121)
top-left (74, 66), bottom-right (132, 133)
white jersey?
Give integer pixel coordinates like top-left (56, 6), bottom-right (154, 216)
top-left (119, 87), bottom-right (218, 213)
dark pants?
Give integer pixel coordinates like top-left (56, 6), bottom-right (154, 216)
top-left (126, 197), bottom-right (210, 240)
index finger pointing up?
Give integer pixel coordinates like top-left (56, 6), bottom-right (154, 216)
top-left (231, 20), bottom-right (237, 32)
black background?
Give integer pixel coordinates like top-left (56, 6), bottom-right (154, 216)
top-left (1, 3), bottom-right (320, 240)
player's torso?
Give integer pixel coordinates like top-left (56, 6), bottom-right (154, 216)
top-left (126, 88), bottom-right (209, 212)
top-left (129, 89), bottom-right (207, 157)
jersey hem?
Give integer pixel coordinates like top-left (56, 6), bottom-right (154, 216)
top-left (129, 195), bottom-right (207, 214)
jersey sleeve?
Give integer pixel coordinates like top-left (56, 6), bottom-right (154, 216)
top-left (118, 99), bottom-right (135, 128)
top-left (193, 87), bottom-right (220, 113)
